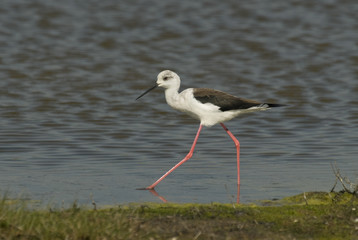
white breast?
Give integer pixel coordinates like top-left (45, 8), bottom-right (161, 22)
top-left (165, 88), bottom-right (246, 127)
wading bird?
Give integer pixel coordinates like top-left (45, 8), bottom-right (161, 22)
top-left (136, 70), bottom-right (285, 202)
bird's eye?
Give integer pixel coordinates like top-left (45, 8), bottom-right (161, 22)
top-left (163, 76), bottom-right (169, 81)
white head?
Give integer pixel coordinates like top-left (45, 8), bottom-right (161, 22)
top-left (156, 70), bottom-right (180, 90)
top-left (136, 70), bottom-right (181, 100)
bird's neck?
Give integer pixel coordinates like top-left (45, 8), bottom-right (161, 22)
top-left (164, 87), bottom-right (181, 109)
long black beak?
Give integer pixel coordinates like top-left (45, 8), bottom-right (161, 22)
top-left (136, 84), bottom-right (158, 100)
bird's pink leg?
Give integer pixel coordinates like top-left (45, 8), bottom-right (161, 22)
top-left (220, 123), bottom-right (240, 203)
top-left (145, 124), bottom-right (203, 190)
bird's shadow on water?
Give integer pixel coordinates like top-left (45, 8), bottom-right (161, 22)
top-left (148, 189), bottom-right (168, 203)
top-left (136, 188), bottom-right (168, 203)
top-left (137, 185), bottom-right (240, 204)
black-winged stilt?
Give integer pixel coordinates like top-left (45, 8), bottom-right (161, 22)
top-left (136, 70), bottom-right (285, 202)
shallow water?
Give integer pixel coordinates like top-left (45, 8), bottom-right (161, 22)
top-left (0, 0), bottom-right (357, 206)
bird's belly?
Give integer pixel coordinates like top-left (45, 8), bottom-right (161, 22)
top-left (183, 105), bottom-right (240, 127)
top-left (199, 110), bottom-right (239, 127)
top-left (172, 105), bottom-right (201, 121)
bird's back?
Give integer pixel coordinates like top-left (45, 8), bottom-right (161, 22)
top-left (193, 88), bottom-right (262, 111)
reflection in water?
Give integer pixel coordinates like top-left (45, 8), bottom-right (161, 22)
top-left (144, 185), bottom-right (240, 204)
top-left (148, 189), bottom-right (168, 203)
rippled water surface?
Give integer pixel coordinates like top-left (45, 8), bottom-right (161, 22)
top-left (1, 0), bottom-right (357, 205)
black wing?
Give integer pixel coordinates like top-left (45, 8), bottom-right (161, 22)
top-left (193, 88), bottom-right (262, 111)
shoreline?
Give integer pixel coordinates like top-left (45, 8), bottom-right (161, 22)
top-left (1, 191), bottom-right (357, 239)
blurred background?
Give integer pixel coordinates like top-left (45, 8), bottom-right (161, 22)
top-left (0, 0), bottom-right (357, 206)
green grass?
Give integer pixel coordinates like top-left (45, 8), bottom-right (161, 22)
top-left (0, 192), bottom-right (357, 239)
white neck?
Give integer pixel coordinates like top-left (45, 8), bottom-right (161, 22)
top-left (164, 87), bottom-right (181, 110)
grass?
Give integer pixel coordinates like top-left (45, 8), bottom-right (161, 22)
top-left (0, 191), bottom-right (357, 240)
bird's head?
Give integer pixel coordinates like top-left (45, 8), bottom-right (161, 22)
top-left (136, 70), bottom-right (180, 100)
top-left (156, 70), bottom-right (180, 89)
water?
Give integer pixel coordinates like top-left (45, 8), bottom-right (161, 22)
top-left (0, 0), bottom-right (357, 206)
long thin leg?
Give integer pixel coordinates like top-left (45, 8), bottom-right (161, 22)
top-left (145, 124), bottom-right (203, 190)
top-left (220, 123), bottom-right (240, 203)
